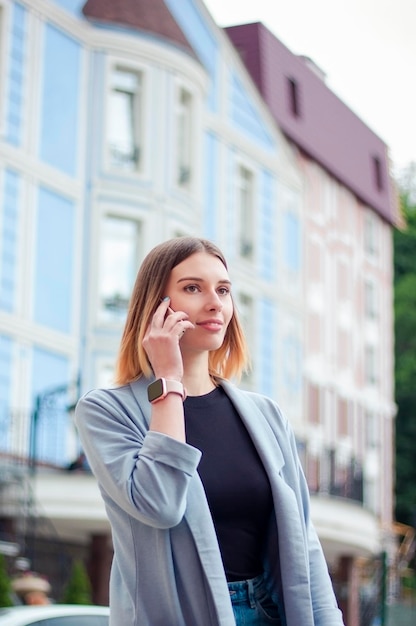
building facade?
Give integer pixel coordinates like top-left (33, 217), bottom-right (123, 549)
top-left (227, 23), bottom-right (401, 625)
top-left (0, 1), bottom-right (400, 623)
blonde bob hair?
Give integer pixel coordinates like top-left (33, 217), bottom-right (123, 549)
top-left (115, 237), bottom-right (249, 384)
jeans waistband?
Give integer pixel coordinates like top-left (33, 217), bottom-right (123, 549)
top-left (227, 573), bottom-right (266, 608)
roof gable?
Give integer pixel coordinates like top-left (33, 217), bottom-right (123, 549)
top-left (82, 0), bottom-right (196, 57)
top-left (226, 22), bottom-right (399, 225)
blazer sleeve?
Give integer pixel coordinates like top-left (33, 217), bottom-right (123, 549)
top-left (75, 387), bottom-right (202, 529)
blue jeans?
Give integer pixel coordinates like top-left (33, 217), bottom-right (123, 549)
top-left (227, 573), bottom-right (285, 625)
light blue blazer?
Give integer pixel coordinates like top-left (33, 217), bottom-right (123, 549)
top-left (75, 378), bottom-right (345, 626)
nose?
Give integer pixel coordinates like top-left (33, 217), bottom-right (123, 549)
top-left (206, 290), bottom-right (223, 311)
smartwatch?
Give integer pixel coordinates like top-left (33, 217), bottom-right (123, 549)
top-left (147, 378), bottom-right (186, 404)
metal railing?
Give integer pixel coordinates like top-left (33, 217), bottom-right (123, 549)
top-left (297, 440), bottom-right (364, 505)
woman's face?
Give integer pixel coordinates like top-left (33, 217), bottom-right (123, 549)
top-left (164, 251), bottom-right (233, 353)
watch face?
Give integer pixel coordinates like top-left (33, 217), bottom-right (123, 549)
top-left (147, 379), bottom-right (165, 403)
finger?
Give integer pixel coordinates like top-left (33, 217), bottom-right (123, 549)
top-left (178, 322), bottom-right (187, 338)
top-left (152, 298), bottom-right (172, 325)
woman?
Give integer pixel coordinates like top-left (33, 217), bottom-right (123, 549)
top-left (75, 237), bottom-right (344, 626)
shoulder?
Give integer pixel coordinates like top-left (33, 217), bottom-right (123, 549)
top-left (78, 383), bottom-right (133, 409)
top-left (75, 379), bottom-right (149, 429)
top-left (79, 376), bottom-right (149, 406)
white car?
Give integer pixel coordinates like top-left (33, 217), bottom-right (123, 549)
top-left (0, 604), bottom-right (109, 625)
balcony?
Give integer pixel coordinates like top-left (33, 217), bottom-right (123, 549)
top-left (297, 440), bottom-right (382, 566)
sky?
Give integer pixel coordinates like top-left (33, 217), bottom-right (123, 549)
top-left (203, 0), bottom-right (415, 175)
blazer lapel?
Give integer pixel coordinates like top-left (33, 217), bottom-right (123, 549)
top-left (220, 380), bottom-right (285, 477)
top-left (220, 382), bottom-right (314, 625)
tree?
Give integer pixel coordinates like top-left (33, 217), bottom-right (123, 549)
top-left (394, 165), bottom-right (416, 527)
top-left (394, 187), bottom-right (416, 283)
top-left (61, 560), bottom-right (92, 605)
top-left (0, 554), bottom-right (13, 608)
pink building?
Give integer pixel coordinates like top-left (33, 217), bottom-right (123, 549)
top-left (226, 22), bottom-right (402, 626)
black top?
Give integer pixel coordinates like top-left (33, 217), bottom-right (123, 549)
top-left (184, 386), bottom-right (273, 581)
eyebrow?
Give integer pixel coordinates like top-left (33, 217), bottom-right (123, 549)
top-left (176, 276), bottom-right (232, 285)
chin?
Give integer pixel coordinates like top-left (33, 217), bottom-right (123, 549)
top-left (185, 336), bottom-right (225, 352)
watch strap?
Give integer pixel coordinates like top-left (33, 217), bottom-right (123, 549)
top-left (147, 378), bottom-right (186, 403)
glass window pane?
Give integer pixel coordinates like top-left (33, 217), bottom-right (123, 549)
top-left (108, 68), bottom-right (141, 170)
top-left (98, 216), bottom-right (140, 323)
top-left (237, 165), bottom-right (254, 258)
top-left (176, 88), bottom-right (192, 186)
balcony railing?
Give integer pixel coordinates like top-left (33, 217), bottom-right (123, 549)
top-left (297, 440), bottom-right (364, 504)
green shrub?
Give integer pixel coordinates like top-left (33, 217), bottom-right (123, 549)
top-left (61, 560), bottom-right (92, 605)
top-left (0, 554), bottom-right (13, 607)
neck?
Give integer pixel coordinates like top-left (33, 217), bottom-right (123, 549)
top-left (182, 353), bottom-right (216, 396)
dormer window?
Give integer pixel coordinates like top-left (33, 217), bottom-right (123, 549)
top-left (372, 155), bottom-right (383, 191)
top-left (287, 77), bottom-right (300, 117)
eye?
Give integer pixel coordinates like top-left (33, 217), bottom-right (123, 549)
top-left (218, 286), bottom-right (230, 296)
top-left (184, 284), bottom-right (200, 293)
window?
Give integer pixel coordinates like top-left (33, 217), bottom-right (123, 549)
top-left (307, 239), bottom-right (323, 282)
top-left (364, 279), bottom-right (378, 319)
top-left (364, 410), bottom-right (379, 448)
top-left (308, 313), bottom-right (322, 354)
top-left (336, 258), bottom-right (350, 302)
top-left (108, 66), bottom-right (142, 171)
top-left (372, 155), bottom-right (384, 191)
top-left (237, 164), bottom-right (255, 259)
top-left (287, 77), bottom-right (300, 117)
top-left (98, 216), bottom-right (141, 323)
top-left (0, 169), bottom-right (20, 313)
top-left (364, 212), bottom-right (378, 256)
top-left (336, 328), bottom-right (350, 370)
top-left (337, 397), bottom-right (349, 437)
top-left (306, 454), bottom-right (320, 493)
top-left (307, 383), bottom-right (321, 424)
top-left (176, 87), bottom-right (193, 187)
top-left (283, 211), bottom-right (300, 272)
top-left (237, 292), bottom-right (254, 384)
top-left (364, 345), bottom-right (377, 386)
top-left (237, 292), bottom-right (254, 344)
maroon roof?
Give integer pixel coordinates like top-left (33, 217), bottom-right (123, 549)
top-left (82, 0), bottom-right (196, 58)
top-left (226, 22), bottom-right (399, 226)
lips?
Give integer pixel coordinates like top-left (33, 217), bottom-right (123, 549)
top-left (196, 319), bottom-right (224, 331)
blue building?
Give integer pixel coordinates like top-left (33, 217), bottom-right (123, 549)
top-left (0, 0), bottom-right (303, 594)
top-left (0, 0), bottom-right (302, 462)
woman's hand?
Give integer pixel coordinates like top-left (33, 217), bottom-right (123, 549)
top-left (142, 298), bottom-right (194, 381)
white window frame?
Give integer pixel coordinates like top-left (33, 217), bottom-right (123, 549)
top-left (174, 85), bottom-right (193, 189)
top-left (236, 291), bottom-right (255, 386)
top-left (236, 160), bottom-right (256, 260)
top-left (96, 213), bottom-right (142, 326)
top-left (364, 344), bottom-right (378, 386)
top-left (364, 278), bottom-right (378, 319)
top-left (105, 58), bottom-right (148, 176)
top-left (364, 410), bottom-right (379, 449)
top-left (364, 211), bottom-right (379, 257)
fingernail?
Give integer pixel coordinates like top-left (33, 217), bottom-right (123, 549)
top-left (162, 296), bottom-right (170, 301)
